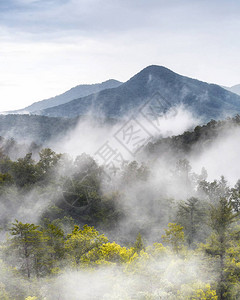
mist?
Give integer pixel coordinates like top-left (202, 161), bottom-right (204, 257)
top-left (191, 126), bottom-right (240, 186)
top-left (0, 106), bottom-right (239, 299)
top-left (46, 255), bottom-right (213, 300)
top-left (52, 105), bottom-right (199, 159)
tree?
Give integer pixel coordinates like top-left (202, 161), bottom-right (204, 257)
top-left (7, 220), bottom-right (54, 278)
top-left (122, 161), bottom-right (149, 185)
top-left (8, 220), bottom-right (42, 278)
top-left (82, 242), bottom-right (134, 265)
top-left (0, 173), bottom-right (13, 187)
top-left (11, 153), bottom-right (37, 187)
top-left (133, 233), bottom-right (145, 254)
top-left (178, 283), bottom-right (218, 300)
top-left (201, 198), bottom-right (240, 299)
top-left (162, 223), bottom-right (185, 254)
top-left (42, 223), bottom-right (65, 266)
top-left (36, 148), bottom-right (61, 181)
top-left (64, 225), bottom-right (108, 266)
top-left (0, 153), bottom-right (13, 174)
top-left (198, 176), bottom-right (230, 203)
top-left (177, 197), bottom-right (206, 247)
top-left (229, 180), bottom-right (240, 212)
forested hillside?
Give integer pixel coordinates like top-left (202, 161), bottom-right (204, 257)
top-left (0, 117), bottom-right (240, 299)
top-left (144, 114), bottom-right (240, 158)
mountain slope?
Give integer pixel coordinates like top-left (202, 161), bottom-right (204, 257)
top-left (37, 66), bottom-right (240, 121)
top-left (10, 79), bottom-right (122, 113)
top-left (144, 115), bottom-right (240, 159)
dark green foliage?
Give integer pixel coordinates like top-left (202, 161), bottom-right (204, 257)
top-left (202, 198), bottom-right (240, 299)
top-left (145, 115), bottom-right (240, 159)
top-left (177, 197), bottom-right (206, 247)
top-left (11, 153), bottom-right (37, 187)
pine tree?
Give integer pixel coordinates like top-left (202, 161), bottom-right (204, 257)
top-left (7, 220), bottom-right (54, 278)
top-left (162, 223), bottom-right (185, 254)
top-left (202, 198), bottom-right (239, 299)
top-left (133, 233), bottom-right (145, 254)
top-left (177, 197), bottom-right (205, 247)
top-left (9, 220), bottom-right (42, 278)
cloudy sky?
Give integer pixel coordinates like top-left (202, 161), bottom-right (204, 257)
top-left (0, 0), bottom-right (240, 111)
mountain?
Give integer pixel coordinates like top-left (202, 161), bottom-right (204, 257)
top-left (223, 84), bottom-right (240, 96)
top-left (36, 66), bottom-right (240, 122)
top-left (9, 79), bottom-right (122, 113)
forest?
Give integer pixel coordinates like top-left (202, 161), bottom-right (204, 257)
top-left (0, 118), bottom-right (240, 299)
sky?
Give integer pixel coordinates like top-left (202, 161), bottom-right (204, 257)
top-left (0, 0), bottom-right (240, 111)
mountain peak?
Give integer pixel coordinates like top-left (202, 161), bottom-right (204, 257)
top-left (127, 65), bottom-right (178, 86)
top-left (141, 65), bottom-right (173, 72)
top-left (122, 65), bottom-right (180, 95)
top-left (7, 65), bottom-right (240, 123)
top-left (37, 65), bottom-right (240, 122)
top-left (135, 65), bottom-right (175, 78)
top-left (101, 79), bottom-right (121, 84)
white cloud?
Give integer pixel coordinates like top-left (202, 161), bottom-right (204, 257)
top-left (191, 127), bottom-right (240, 186)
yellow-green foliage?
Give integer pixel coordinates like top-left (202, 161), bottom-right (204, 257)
top-left (126, 243), bottom-right (167, 274)
top-left (82, 242), bottom-right (135, 265)
top-left (177, 283), bottom-right (218, 300)
top-left (0, 283), bottom-right (10, 300)
top-left (162, 223), bottom-right (185, 254)
top-left (4, 219), bottom-right (240, 299)
top-left (64, 224), bottom-right (108, 266)
top-left (146, 242), bottom-right (167, 258)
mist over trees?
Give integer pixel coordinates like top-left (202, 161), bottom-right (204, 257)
top-left (0, 117), bottom-right (240, 299)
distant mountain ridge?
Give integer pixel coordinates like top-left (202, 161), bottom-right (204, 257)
top-left (223, 84), bottom-right (240, 96)
top-left (0, 114), bottom-right (78, 144)
top-left (37, 65), bottom-right (240, 122)
top-left (0, 114), bottom-right (118, 145)
top-left (8, 79), bottom-right (122, 114)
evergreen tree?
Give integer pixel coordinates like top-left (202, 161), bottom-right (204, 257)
top-left (133, 233), bottom-right (145, 254)
top-left (202, 198), bottom-right (240, 299)
top-left (8, 220), bottom-right (42, 278)
top-left (162, 223), bottom-right (185, 254)
top-left (177, 197), bottom-right (205, 247)
top-left (11, 154), bottom-right (37, 187)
